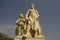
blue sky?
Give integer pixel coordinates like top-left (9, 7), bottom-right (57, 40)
top-left (0, 0), bottom-right (60, 40)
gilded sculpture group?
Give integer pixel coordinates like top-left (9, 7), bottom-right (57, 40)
top-left (15, 3), bottom-right (42, 38)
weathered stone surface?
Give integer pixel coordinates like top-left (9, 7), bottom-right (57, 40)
top-left (14, 3), bottom-right (45, 40)
top-left (15, 38), bottom-right (44, 40)
top-left (14, 35), bottom-right (44, 40)
top-left (15, 37), bottom-right (44, 40)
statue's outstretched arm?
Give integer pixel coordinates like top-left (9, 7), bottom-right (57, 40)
top-left (26, 9), bottom-right (30, 19)
top-left (36, 10), bottom-right (40, 17)
top-left (16, 19), bottom-right (20, 24)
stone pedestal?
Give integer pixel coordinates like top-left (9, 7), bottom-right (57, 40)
top-left (14, 35), bottom-right (45, 40)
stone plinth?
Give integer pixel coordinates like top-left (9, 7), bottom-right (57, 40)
top-left (15, 37), bottom-right (44, 40)
top-left (14, 35), bottom-right (45, 40)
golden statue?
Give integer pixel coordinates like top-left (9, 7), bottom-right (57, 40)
top-left (15, 14), bottom-right (26, 36)
top-left (15, 3), bottom-right (45, 40)
top-left (25, 3), bottom-right (42, 37)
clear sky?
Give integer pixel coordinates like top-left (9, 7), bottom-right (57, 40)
top-left (0, 0), bottom-right (60, 40)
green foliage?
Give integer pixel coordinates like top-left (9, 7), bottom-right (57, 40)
top-left (0, 33), bottom-right (14, 40)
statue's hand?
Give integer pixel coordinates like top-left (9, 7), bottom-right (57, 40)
top-left (26, 18), bottom-right (28, 21)
top-left (16, 22), bottom-right (21, 26)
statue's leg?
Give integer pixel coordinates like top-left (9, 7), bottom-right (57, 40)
top-left (35, 29), bottom-right (38, 37)
top-left (34, 24), bottom-right (40, 37)
top-left (18, 26), bottom-right (22, 36)
top-left (38, 27), bottom-right (41, 35)
top-left (35, 27), bottom-right (42, 37)
top-left (24, 25), bottom-right (31, 37)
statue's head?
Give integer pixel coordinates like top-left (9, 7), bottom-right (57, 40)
top-left (30, 3), bottom-right (35, 9)
top-left (19, 14), bottom-right (24, 18)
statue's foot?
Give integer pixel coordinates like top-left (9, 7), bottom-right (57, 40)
top-left (35, 35), bottom-right (44, 38)
top-left (24, 34), bottom-right (31, 38)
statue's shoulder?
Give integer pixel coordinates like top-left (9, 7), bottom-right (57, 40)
top-left (28, 9), bottom-right (32, 11)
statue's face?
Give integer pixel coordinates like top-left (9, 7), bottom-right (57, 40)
top-left (31, 5), bottom-right (34, 9)
top-left (31, 3), bottom-right (34, 9)
top-left (19, 14), bottom-right (23, 18)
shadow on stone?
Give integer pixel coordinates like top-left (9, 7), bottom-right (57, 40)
top-left (22, 36), bottom-right (26, 40)
top-left (30, 28), bottom-right (36, 37)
